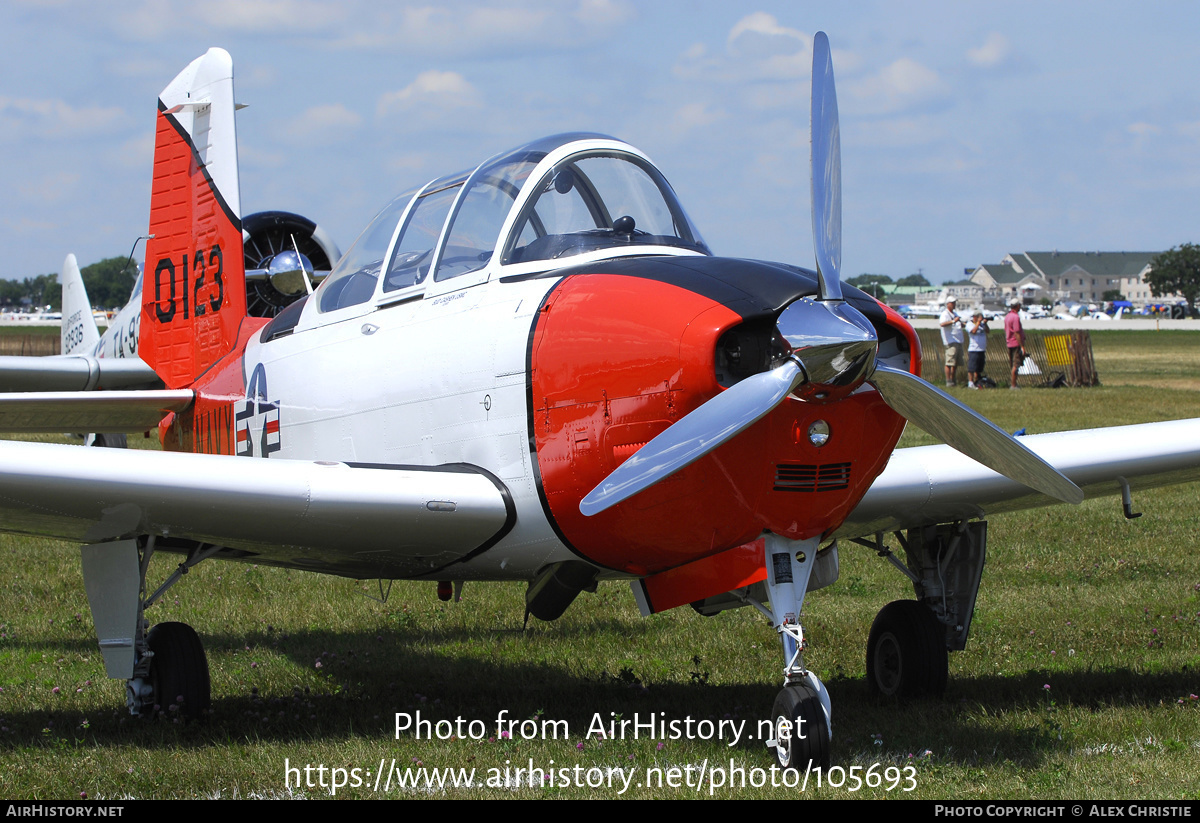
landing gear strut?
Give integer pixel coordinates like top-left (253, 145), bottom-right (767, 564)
top-left (80, 536), bottom-right (216, 719)
top-left (760, 533), bottom-right (833, 771)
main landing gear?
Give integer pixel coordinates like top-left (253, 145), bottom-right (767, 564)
top-left (866, 600), bottom-right (947, 698)
top-left (80, 536), bottom-right (218, 718)
top-left (855, 521), bottom-right (988, 700)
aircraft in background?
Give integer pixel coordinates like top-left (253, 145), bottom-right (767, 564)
top-left (0, 225), bottom-right (340, 396)
top-left (0, 37), bottom-right (1195, 772)
top-left (59, 253), bottom-right (103, 358)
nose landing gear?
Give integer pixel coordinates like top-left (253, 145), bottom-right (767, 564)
top-left (761, 533), bottom-right (833, 771)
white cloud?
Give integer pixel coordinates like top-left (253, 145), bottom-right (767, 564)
top-left (196, 0), bottom-right (345, 31)
top-left (967, 32), bottom-right (1010, 68)
top-left (670, 101), bottom-right (723, 135)
top-left (727, 12), bottom-right (808, 57)
top-left (111, 0), bottom-right (175, 40)
top-left (334, 4), bottom-right (575, 52)
top-left (384, 152), bottom-right (433, 174)
top-left (879, 58), bottom-right (941, 96)
top-left (847, 116), bottom-right (946, 149)
top-left (239, 143), bottom-right (286, 169)
top-left (674, 12), bottom-right (814, 85)
top-left (289, 103), bottom-right (362, 139)
top-left (115, 132), bottom-right (156, 169)
top-left (278, 104), bottom-right (362, 146)
top-left (105, 56), bottom-right (172, 79)
top-left (574, 0), bottom-right (633, 26)
top-left (19, 171), bottom-right (80, 204)
top-left (1176, 121), bottom-right (1200, 140)
top-left (1127, 122), bottom-right (1160, 136)
top-left (3, 216), bottom-right (58, 234)
top-left (376, 71), bottom-right (480, 116)
top-left (846, 58), bottom-right (944, 114)
top-left (110, 0), bottom-right (344, 38)
top-left (0, 96), bottom-right (124, 137)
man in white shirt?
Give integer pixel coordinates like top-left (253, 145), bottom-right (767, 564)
top-left (939, 297), bottom-right (965, 387)
top-left (967, 309), bottom-right (989, 389)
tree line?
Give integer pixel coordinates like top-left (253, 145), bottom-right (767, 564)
top-left (846, 273), bottom-right (931, 299)
top-left (0, 256), bottom-right (137, 312)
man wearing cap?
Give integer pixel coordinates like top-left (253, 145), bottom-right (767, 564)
top-left (1005, 299), bottom-right (1027, 389)
top-left (967, 309), bottom-right (989, 389)
top-left (939, 297), bottom-right (965, 387)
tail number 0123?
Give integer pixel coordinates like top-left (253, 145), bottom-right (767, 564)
top-left (154, 246), bottom-right (225, 323)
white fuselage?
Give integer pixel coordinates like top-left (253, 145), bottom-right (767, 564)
top-left (243, 275), bottom-right (571, 580)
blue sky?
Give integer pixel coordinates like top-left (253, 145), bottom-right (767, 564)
top-left (2, 1), bottom-right (1198, 288)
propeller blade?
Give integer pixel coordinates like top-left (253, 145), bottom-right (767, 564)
top-left (870, 363), bottom-right (1084, 504)
top-left (811, 30), bottom-right (842, 302)
top-left (580, 360), bottom-right (805, 516)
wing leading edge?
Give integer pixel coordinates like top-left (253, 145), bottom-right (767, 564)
top-left (0, 440), bottom-right (514, 578)
top-left (836, 418), bottom-right (1200, 539)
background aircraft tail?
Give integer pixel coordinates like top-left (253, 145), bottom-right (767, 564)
top-left (60, 253), bottom-right (100, 356)
top-left (139, 48), bottom-right (247, 390)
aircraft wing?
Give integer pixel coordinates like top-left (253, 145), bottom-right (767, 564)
top-left (0, 356), bottom-right (163, 392)
top-left (836, 418), bottom-right (1200, 539)
top-left (0, 390), bottom-right (192, 432)
top-left (0, 439), bottom-right (514, 579)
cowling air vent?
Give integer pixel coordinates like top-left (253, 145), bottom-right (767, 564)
top-left (773, 462), bottom-right (852, 492)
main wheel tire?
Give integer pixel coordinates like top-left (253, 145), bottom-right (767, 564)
top-left (866, 600), bottom-right (948, 699)
top-left (771, 683), bottom-right (831, 771)
top-left (146, 622), bottom-right (211, 719)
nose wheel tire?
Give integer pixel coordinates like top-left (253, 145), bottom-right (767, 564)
top-left (771, 683), bottom-right (831, 771)
top-left (146, 622), bottom-right (211, 719)
top-left (866, 600), bottom-right (948, 699)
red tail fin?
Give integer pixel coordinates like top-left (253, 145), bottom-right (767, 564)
top-left (140, 48), bottom-right (247, 389)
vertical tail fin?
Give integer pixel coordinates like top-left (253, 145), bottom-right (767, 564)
top-left (139, 48), bottom-right (247, 389)
top-left (60, 254), bottom-right (101, 356)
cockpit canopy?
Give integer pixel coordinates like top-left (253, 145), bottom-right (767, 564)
top-left (317, 133), bottom-right (709, 313)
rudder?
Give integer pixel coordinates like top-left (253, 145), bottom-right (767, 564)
top-left (60, 253), bottom-right (101, 356)
top-left (140, 48), bottom-right (247, 389)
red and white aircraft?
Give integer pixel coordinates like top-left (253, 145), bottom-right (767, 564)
top-left (1, 36), bottom-right (1198, 771)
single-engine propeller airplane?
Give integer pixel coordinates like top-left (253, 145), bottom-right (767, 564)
top-left (1, 35), bottom-right (1198, 771)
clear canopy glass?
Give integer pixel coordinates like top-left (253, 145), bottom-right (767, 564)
top-left (315, 133), bottom-right (709, 313)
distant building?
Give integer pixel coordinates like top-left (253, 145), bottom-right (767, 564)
top-left (941, 278), bottom-right (985, 303)
top-left (968, 251), bottom-right (1171, 307)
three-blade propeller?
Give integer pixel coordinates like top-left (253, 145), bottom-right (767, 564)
top-left (580, 31), bottom-right (1082, 517)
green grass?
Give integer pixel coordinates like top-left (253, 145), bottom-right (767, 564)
top-left (0, 325), bottom-right (60, 337)
top-left (0, 332), bottom-right (1197, 798)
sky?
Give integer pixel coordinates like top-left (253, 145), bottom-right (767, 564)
top-left (2, 1), bottom-right (1199, 286)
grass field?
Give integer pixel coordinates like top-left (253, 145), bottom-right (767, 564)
top-left (0, 329), bottom-right (1197, 799)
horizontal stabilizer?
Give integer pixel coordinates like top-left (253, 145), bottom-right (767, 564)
top-left (0, 356), bottom-right (163, 393)
top-left (0, 390), bottom-right (192, 433)
top-left (0, 441), bottom-right (513, 578)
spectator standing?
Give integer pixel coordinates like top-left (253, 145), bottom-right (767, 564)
top-left (967, 310), bottom-right (988, 389)
top-left (1005, 299), bottom-right (1026, 389)
top-left (939, 297), bottom-right (964, 387)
